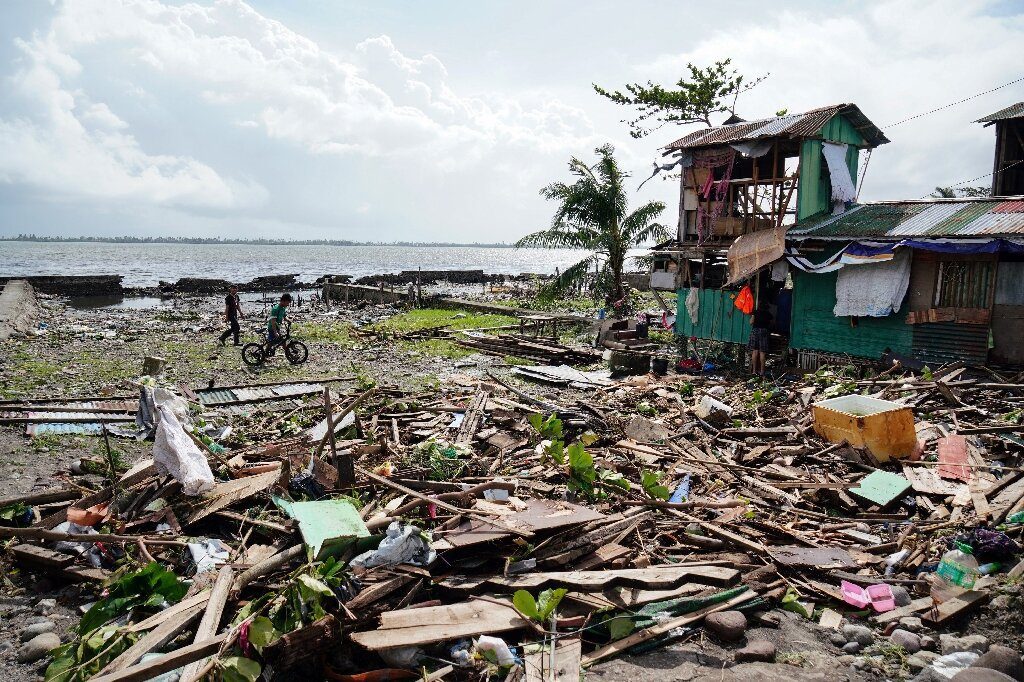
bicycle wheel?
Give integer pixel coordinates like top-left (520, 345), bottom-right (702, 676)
top-left (285, 340), bottom-right (308, 365)
top-left (241, 343), bottom-right (266, 367)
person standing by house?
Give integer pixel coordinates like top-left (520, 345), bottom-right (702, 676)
top-left (748, 302), bottom-right (772, 377)
top-left (218, 285), bottom-right (243, 346)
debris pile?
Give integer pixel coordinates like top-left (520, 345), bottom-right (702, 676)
top-left (1, 356), bottom-right (1023, 681)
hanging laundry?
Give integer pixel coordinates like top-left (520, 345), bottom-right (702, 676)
top-left (700, 168), bottom-right (715, 198)
top-left (821, 142), bottom-right (857, 214)
top-left (833, 249), bottom-right (911, 317)
top-left (770, 259), bottom-right (789, 282)
top-left (734, 285), bottom-right (755, 315)
top-left (685, 287), bottom-right (700, 324)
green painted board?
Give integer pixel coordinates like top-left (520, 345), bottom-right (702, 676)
top-left (276, 497), bottom-right (370, 560)
top-left (789, 267), bottom-right (912, 358)
top-left (850, 470), bottom-right (911, 507)
top-left (675, 288), bottom-right (751, 344)
top-left (797, 114), bottom-right (865, 220)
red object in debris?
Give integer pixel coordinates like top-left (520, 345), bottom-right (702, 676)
top-left (937, 435), bottom-right (970, 481)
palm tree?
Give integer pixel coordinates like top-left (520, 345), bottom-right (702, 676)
top-left (516, 144), bottom-right (667, 305)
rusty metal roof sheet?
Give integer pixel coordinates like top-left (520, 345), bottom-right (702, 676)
top-left (788, 197), bottom-right (1024, 239)
top-left (976, 102), bottom-right (1024, 124)
top-left (664, 103), bottom-right (889, 151)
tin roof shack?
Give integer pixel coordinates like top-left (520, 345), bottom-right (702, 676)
top-left (787, 197), bottom-right (1024, 367)
top-left (978, 102), bottom-right (1024, 197)
top-left (653, 104), bottom-right (888, 349)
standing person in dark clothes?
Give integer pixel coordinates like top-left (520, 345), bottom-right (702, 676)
top-left (748, 302), bottom-right (772, 377)
top-left (218, 285), bottom-right (243, 346)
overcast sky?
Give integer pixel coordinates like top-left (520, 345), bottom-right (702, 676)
top-left (1, 0), bottom-right (1022, 242)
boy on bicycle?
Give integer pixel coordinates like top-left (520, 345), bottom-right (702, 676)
top-left (267, 293), bottom-right (292, 351)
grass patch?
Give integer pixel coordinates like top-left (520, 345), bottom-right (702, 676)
top-left (374, 308), bottom-right (516, 333)
top-left (398, 339), bottom-right (472, 359)
top-left (1, 345), bottom-right (64, 398)
top-left (293, 320), bottom-right (353, 345)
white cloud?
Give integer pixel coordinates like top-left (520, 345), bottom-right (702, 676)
top-left (640, 0), bottom-right (1024, 200)
top-left (0, 0), bottom-right (603, 220)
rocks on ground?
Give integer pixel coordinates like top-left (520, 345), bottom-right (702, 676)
top-left (705, 611), bottom-right (748, 642)
top-left (17, 632), bottom-right (61, 663)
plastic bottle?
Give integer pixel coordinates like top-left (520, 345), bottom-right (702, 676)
top-left (1007, 511), bottom-right (1024, 524)
top-left (933, 542), bottom-right (980, 597)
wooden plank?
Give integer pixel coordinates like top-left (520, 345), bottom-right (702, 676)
top-left (524, 638), bottom-right (581, 682)
top-left (101, 602), bottom-right (205, 673)
top-left (183, 470), bottom-right (280, 525)
top-left (351, 600), bottom-right (529, 650)
top-left (872, 596), bottom-right (933, 625)
top-left (440, 564), bottom-right (739, 593)
top-left (178, 566), bottom-right (233, 682)
top-left (89, 635), bottom-right (227, 682)
top-left (11, 543), bottom-right (74, 569)
top-left (922, 591), bottom-right (988, 625)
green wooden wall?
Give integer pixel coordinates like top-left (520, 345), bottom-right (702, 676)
top-left (676, 288), bottom-right (751, 344)
top-left (797, 115), bottom-right (865, 220)
top-left (789, 268), bottom-right (913, 358)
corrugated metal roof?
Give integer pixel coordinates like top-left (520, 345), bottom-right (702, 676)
top-left (788, 197), bottom-right (1024, 239)
top-left (976, 102), bottom-right (1024, 124)
top-left (664, 103), bottom-right (889, 151)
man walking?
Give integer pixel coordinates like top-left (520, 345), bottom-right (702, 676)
top-left (219, 285), bottom-right (243, 346)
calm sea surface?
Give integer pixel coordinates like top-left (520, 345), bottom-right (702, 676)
top-left (1, 242), bottom-right (598, 288)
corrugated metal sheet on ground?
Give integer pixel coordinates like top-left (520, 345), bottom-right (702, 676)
top-left (665, 104), bottom-right (888, 151)
top-left (27, 423), bottom-right (103, 436)
top-left (26, 411), bottom-right (123, 422)
top-left (911, 322), bottom-right (989, 365)
top-left (789, 199), bottom-right (1024, 239)
top-left (272, 383), bottom-right (321, 398)
top-left (197, 389), bottom-right (238, 405)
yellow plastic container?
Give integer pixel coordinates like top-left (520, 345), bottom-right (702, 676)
top-left (811, 395), bottom-right (916, 463)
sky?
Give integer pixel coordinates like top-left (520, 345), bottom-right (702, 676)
top-left (0, 0), bottom-right (1022, 242)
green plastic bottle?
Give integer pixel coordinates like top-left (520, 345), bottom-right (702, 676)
top-left (1008, 511), bottom-right (1024, 524)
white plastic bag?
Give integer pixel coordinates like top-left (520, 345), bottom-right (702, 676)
top-left (153, 405), bottom-right (214, 496)
top-left (351, 521), bottom-right (435, 568)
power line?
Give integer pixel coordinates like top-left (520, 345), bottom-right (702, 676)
top-left (884, 75), bottom-right (1024, 128)
top-left (917, 159), bottom-right (1024, 199)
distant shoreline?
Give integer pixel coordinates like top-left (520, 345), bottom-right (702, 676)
top-left (1, 236), bottom-right (516, 248)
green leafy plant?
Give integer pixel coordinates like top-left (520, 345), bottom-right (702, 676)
top-left (0, 502), bottom-right (28, 524)
top-left (45, 626), bottom-right (138, 682)
top-left (220, 656), bottom-right (262, 682)
top-left (234, 558), bottom-right (350, 634)
top-left (566, 442), bottom-right (597, 496)
top-left (640, 470), bottom-right (670, 500)
top-left (528, 412), bottom-right (563, 441)
top-left (79, 562), bottom-right (187, 634)
top-left (513, 588), bottom-right (567, 623)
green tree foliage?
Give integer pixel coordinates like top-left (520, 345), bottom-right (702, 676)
top-left (593, 59), bottom-right (767, 138)
top-left (931, 186), bottom-right (992, 198)
top-left (516, 144), bottom-right (666, 304)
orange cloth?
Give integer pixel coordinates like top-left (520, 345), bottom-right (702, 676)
top-left (734, 285), bottom-right (754, 314)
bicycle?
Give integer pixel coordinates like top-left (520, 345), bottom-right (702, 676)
top-left (241, 320), bottom-right (308, 367)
